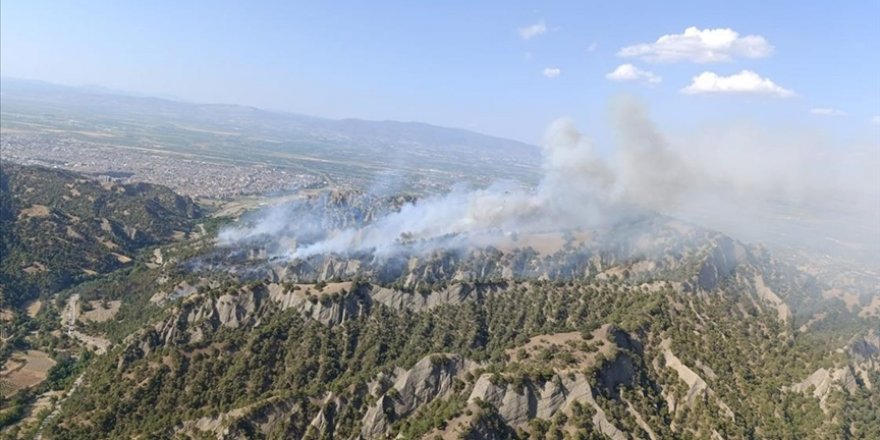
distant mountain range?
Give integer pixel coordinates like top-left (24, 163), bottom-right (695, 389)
top-left (0, 78), bottom-right (541, 188)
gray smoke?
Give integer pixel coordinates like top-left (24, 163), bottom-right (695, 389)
top-left (219, 97), bottom-right (880, 265)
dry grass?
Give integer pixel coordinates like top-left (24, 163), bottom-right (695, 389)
top-left (80, 300), bottom-right (121, 323)
top-left (22, 261), bottom-right (48, 274)
top-left (25, 299), bottom-right (43, 318)
top-left (0, 350), bottom-right (56, 393)
top-left (17, 204), bottom-right (51, 219)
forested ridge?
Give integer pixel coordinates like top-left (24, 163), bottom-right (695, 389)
top-left (1, 165), bottom-right (878, 440)
top-left (41, 275), bottom-right (880, 439)
top-left (0, 162), bottom-right (202, 308)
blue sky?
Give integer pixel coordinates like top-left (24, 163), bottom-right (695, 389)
top-left (2, 0), bottom-right (879, 144)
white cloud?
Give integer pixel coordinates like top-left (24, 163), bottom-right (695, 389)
top-left (681, 70), bottom-right (795, 97)
top-left (618, 27), bottom-right (773, 63)
top-left (872, 115), bottom-right (880, 125)
top-left (518, 20), bottom-right (547, 40)
top-left (810, 108), bottom-right (846, 116)
top-left (587, 42), bottom-right (599, 52)
top-left (605, 64), bottom-right (661, 84)
top-left (543, 67), bottom-right (561, 78)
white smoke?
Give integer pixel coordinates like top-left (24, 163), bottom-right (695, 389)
top-left (219, 97), bottom-right (880, 264)
top-left (288, 111), bottom-right (634, 258)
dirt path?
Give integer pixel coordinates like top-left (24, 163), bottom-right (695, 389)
top-left (61, 294), bottom-right (112, 354)
top-left (33, 373), bottom-right (85, 440)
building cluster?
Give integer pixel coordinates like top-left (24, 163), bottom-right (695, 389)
top-left (1, 134), bottom-right (325, 199)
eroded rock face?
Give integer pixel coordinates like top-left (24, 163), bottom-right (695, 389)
top-left (360, 395), bottom-right (392, 439)
top-left (467, 371), bottom-right (628, 440)
top-left (297, 292), bottom-right (372, 325)
top-left (133, 280), bottom-right (509, 363)
top-left (661, 340), bottom-right (708, 408)
top-left (360, 357), bottom-right (632, 440)
top-left (131, 285), bottom-right (661, 440)
top-left (659, 339), bottom-right (735, 419)
top-left (849, 328), bottom-right (880, 364)
top-left (751, 273), bottom-right (792, 323)
top-left (784, 328), bottom-right (879, 410)
top-left (307, 394), bottom-right (345, 439)
top-left (696, 237), bottom-right (747, 291)
top-left (394, 355), bottom-right (475, 414)
top-left (468, 377), bottom-right (528, 426)
top-left (789, 367), bottom-right (859, 410)
top-left (178, 396), bottom-right (310, 439)
top-left (107, 210), bottom-right (872, 439)
top-left (369, 283), bottom-right (482, 310)
top-left (361, 354), bottom-right (477, 438)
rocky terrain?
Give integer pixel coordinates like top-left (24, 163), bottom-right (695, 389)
top-left (2, 169), bottom-right (878, 440)
top-left (43, 218), bottom-right (880, 438)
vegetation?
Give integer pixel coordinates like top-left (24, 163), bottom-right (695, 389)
top-left (1, 164), bottom-right (877, 440)
top-left (0, 162), bottom-right (202, 308)
top-left (39, 277), bottom-right (880, 439)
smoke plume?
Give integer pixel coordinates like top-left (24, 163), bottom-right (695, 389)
top-left (219, 97), bottom-right (880, 265)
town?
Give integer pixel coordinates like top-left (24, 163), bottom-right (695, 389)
top-left (0, 133), bottom-right (325, 199)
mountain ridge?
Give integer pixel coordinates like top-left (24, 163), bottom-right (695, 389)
top-left (0, 77), bottom-right (539, 156)
top-left (1, 165), bottom-right (878, 439)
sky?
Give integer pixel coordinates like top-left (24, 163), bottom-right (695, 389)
top-left (2, 1), bottom-right (880, 144)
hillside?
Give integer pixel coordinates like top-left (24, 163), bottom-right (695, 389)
top-left (13, 196), bottom-right (878, 439)
top-left (46, 251), bottom-right (880, 439)
top-left (1, 172), bottom-right (877, 440)
top-left (0, 162), bottom-right (202, 308)
top-left (1, 3), bottom-right (877, 439)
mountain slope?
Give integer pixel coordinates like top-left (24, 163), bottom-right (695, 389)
top-left (39, 215), bottom-right (880, 439)
top-left (0, 162), bottom-right (202, 308)
top-left (2, 169), bottom-right (877, 440)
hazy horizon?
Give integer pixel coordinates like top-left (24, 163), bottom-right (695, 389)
top-left (0, 75), bottom-right (542, 144)
top-left (3, 74), bottom-right (879, 265)
top-left (3, 1), bottom-right (880, 145)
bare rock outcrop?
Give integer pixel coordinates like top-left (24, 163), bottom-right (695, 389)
top-left (468, 372), bottom-right (627, 440)
top-left (659, 339), bottom-right (734, 419)
top-left (360, 354), bottom-right (477, 439)
top-left (788, 366), bottom-right (859, 410)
